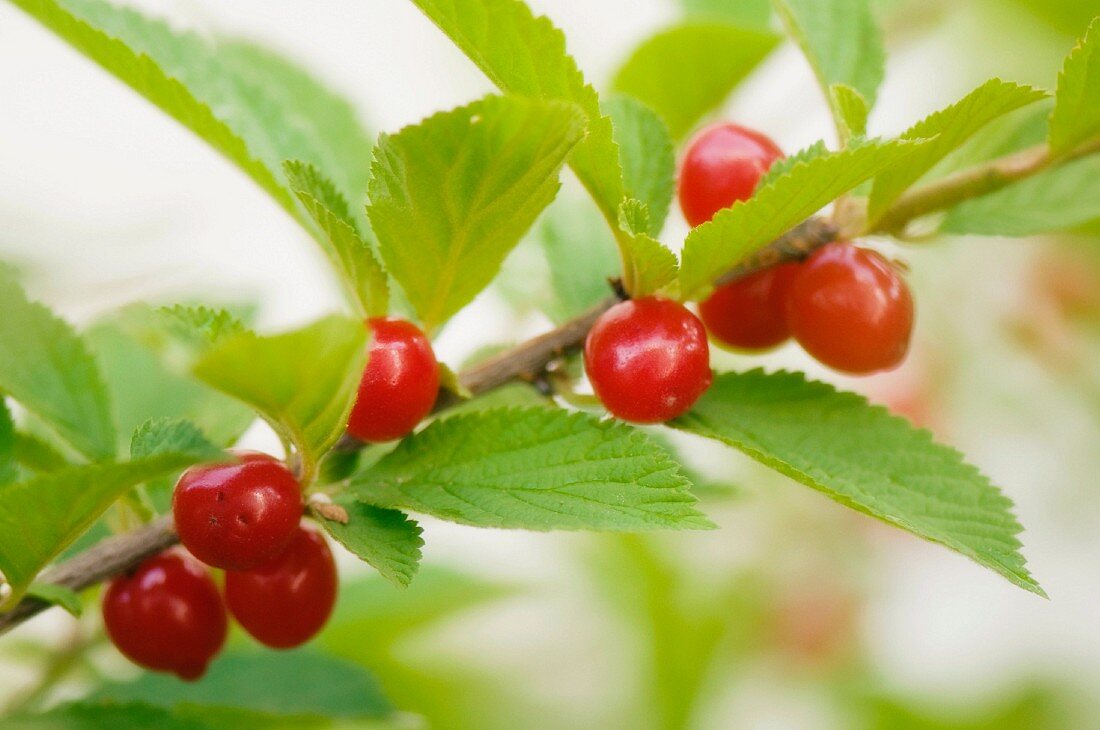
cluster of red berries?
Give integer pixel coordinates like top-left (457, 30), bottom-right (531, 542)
top-left (102, 318), bottom-right (441, 680)
top-left (584, 123), bottom-right (914, 425)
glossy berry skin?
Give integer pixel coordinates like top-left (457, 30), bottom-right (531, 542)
top-left (172, 451), bottom-right (302, 571)
top-left (102, 550), bottom-right (227, 681)
top-left (347, 317), bottom-right (440, 443)
top-left (785, 243), bottom-right (914, 374)
top-left (699, 262), bottom-right (801, 351)
top-left (678, 122), bottom-right (785, 227)
top-left (225, 526), bottom-right (338, 649)
top-left (584, 297), bottom-right (713, 424)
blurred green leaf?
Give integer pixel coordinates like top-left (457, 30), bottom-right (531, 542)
top-left (318, 499), bottom-right (424, 587)
top-left (91, 649), bottom-right (394, 720)
top-left (348, 407), bottom-right (712, 531)
top-left (867, 79), bottom-right (1047, 223)
top-left (0, 452), bottom-right (217, 605)
top-left (612, 22), bottom-right (778, 139)
top-left (25, 581), bottom-right (83, 617)
top-left (0, 399), bottom-right (15, 485)
top-left (534, 196), bottom-right (620, 323)
top-left (87, 307), bottom-right (255, 452)
top-left (284, 161), bottom-right (391, 318)
top-left (681, 0), bottom-right (773, 28)
top-left (368, 95), bottom-right (583, 330)
top-left (1049, 18), bottom-right (1100, 155)
top-left (193, 317), bottom-right (367, 475)
top-left (679, 139), bottom-right (913, 300)
top-left (942, 155), bottom-right (1100, 235)
top-left (0, 274), bottom-right (115, 460)
top-left (673, 370), bottom-right (1045, 596)
top-left (603, 96), bottom-right (676, 234)
top-left (773, 0), bottom-right (885, 133)
top-left (11, 431), bottom-right (70, 474)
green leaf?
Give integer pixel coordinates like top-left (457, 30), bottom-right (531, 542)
top-left (867, 79), bottom-right (1048, 223)
top-left (618, 201), bottom-right (680, 296)
top-left (941, 155), bottom-right (1100, 236)
top-left (672, 370), bottom-right (1044, 596)
top-left (284, 161), bottom-right (390, 317)
top-left (755, 139), bottom-right (829, 190)
top-left (348, 407), bottom-right (713, 531)
top-left (0, 274), bottom-right (115, 460)
top-left (193, 317), bottom-right (367, 475)
top-left (92, 649), bottom-right (394, 720)
top-left (156, 305), bottom-right (248, 345)
top-left (773, 0), bottom-right (885, 136)
top-left (87, 306), bottom-right (255, 451)
top-left (0, 453), bottom-right (216, 605)
top-left (534, 196), bottom-right (621, 322)
top-left (830, 83), bottom-right (870, 141)
top-left (612, 22), bottom-right (779, 139)
top-left (0, 400), bottom-right (16, 485)
top-left (317, 499), bottom-right (424, 587)
top-left (1049, 18), bottom-right (1100, 156)
top-left (130, 418), bottom-right (221, 462)
top-left (603, 96), bottom-right (676, 234)
top-left (679, 139), bottom-right (915, 301)
top-left (11, 432), bottom-right (70, 474)
top-left (405, 0), bottom-right (639, 282)
top-left (367, 95), bottom-right (584, 330)
top-left (25, 581), bottom-right (83, 617)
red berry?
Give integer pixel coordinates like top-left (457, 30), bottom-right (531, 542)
top-left (785, 243), bottom-right (914, 374)
top-left (172, 451), bottom-right (302, 571)
top-left (102, 550), bottom-right (226, 681)
top-left (347, 318), bottom-right (440, 443)
top-left (698, 263), bottom-right (801, 351)
top-left (584, 297), bottom-right (712, 423)
top-left (678, 122), bottom-right (785, 227)
top-left (225, 526), bottom-right (337, 649)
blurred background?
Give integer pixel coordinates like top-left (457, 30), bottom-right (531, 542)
top-left (2, 0), bottom-right (1100, 727)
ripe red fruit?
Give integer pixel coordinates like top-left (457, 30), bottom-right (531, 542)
top-left (699, 262), bottom-right (801, 351)
top-left (172, 451), bottom-right (302, 571)
top-left (225, 526), bottom-right (338, 649)
top-left (347, 317), bottom-right (440, 443)
top-left (584, 297), bottom-right (712, 423)
top-left (102, 550), bottom-right (227, 680)
top-left (678, 122), bottom-right (785, 227)
top-left (785, 243), bottom-right (914, 374)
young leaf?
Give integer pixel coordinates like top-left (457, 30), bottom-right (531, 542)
top-left (612, 22), bottom-right (779, 139)
top-left (368, 95), bottom-right (585, 330)
top-left (1049, 18), bottom-right (1100, 156)
top-left (156, 305), bottom-right (247, 345)
top-left (672, 370), bottom-right (1044, 596)
top-left (318, 499), bottom-right (424, 587)
top-left (679, 139), bottom-right (915, 301)
top-left (87, 307), bottom-right (255, 450)
top-left (603, 96), bottom-right (676, 235)
top-left (284, 161), bottom-right (390, 317)
top-left (772, 0), bottom-right (885, 134)
top-left (347, 407), bottom-right (713, 531)
top-left (867, 80), bottom-right (1048, 223)
top-left (407, 0), bottom-right (624, 214)
top-left (130, 418), bottom-right (221, 462)
top-left (941, 155), bottom-right (1100, 236)
top-left (618, 201), bottom-right (680, 296)
top-left (193, 317), bottom-right (367, 474)
top-left (0, 275), bottom-right (115, 460)
top-left (830, 83), bottom-right (870, 141)
top-left (755, 139), bottom-right (829, 190)
top-left (0, 452), bottom-right (217, 606)
top-left (25, 582), bottom-right (83, 617)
